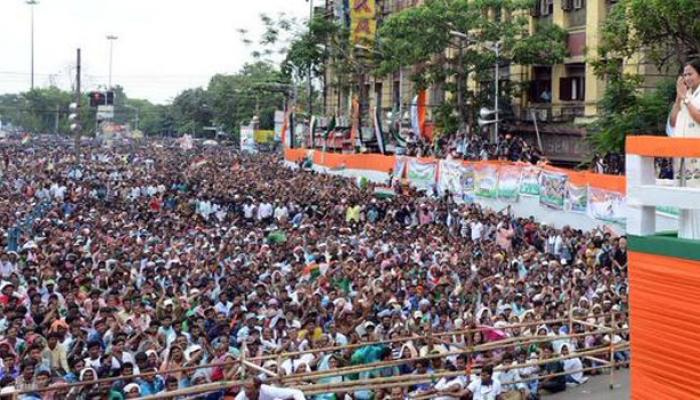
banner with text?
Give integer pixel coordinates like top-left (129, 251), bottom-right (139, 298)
top-left (520, 166), bottom-right (541, 196)
top-left (407, 159), bottom-right (437, 191)
top-left (497, 165), bottom-right (522, 201)
top-left (588, 187), bottom-right (627, 225)
top-left (539, 171), bottom-right (568, 209)
top-left (438, 160), bottom-right (471, 197)
top-left (474, 164), bottom-right (499, 198)
top-left (350, 0), bottom-right (376, 45)
top-left (394, 156), bottom-right (407, 180)
top-left (566, 182), bottom-right (588, 214)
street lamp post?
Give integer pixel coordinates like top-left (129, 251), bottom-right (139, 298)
top-left (27, 0), bottom-right (39, 90)
top-left (106, 35), bottom-right (118, 88)
top-left (449, 31), bottom-right (501, 143)
top-left (306, 0), bottom-right (314, 119)
top-left (493, 42), bottom-right (501, 142)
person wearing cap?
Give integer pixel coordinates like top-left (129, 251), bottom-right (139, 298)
top-left (123, 382), bottom-right (142, 399)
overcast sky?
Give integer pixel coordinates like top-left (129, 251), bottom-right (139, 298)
top-left (0, 0), bottom-right (314, 104)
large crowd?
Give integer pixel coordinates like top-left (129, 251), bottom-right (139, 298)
top-left (0, 137), bottom-right (629, 400)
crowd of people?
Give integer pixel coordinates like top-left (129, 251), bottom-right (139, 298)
top-left (0, 136), bottom-right (629, 400)
top-left (402, 132), bottom-right (544, 166)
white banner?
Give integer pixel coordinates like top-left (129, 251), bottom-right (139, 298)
top-left (438, 160), bottom-right (465, 196)
top-left (588, 187), bottom-right (626, 225)
top-left (240, 125), bottom-right (256, 153)
top-left (407, 159), bottom-right (437, 191)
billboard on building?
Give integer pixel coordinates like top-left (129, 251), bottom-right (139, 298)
top-left (255, 130), bottom-right (275, 144)
top-left (350, 0), bottom-right (376, 45)
top-left (240, 124), bottom-right (256, 153)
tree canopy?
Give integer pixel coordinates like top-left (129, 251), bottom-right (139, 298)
top-left (588, 0), bottom-right (700, 155)
top-left (375, 0), bottom-right (567, 132)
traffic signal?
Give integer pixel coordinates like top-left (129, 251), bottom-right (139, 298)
top-left (89, 91), bottom-right (106, 107)
top-left (106, 91), bottom-right (114, 105)
top-left (69, 102), bottom-right (81, 135)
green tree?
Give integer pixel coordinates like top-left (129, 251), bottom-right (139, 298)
top-left (375, 0), bottom-right (567, 132)
top-left (596, 0), bottom-right (700, 70)
top-left (207, 62), bottom-right (290, 142)
top-left (589, 77), bottom-right (676, 154)
top-left (588, 0), bottom-right (700, 155)
top-left (171, 88), bottom-right (213, 135)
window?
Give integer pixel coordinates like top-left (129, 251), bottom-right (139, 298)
top-left (559, 77), bottom-right (586, 101)
top-left (574, 0), bottom-right (585, 9)
top-left (393, 80), bottom-right (401, 110)
top-left (540, 0), bottom-right (554, 15)
top-left (530, 66), bottom-right (552, 103)
top-left (374, 82), bottom-right (383, 112)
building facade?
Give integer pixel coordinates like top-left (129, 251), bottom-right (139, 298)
top-left (323, 0), bottom-right (669, 162)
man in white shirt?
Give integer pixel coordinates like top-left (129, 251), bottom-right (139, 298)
top-left (494, 354), bottom-right (528, 399)
top-left (234, 377), bottom-right (306, 400)
top-left (470, 220), bottom-right (484, 242)
top-left (243, 201), bottom-right (256, 220)
top-left (257, 200), bottom-right (273, 223)
top-left (443, 365), bottom-right (502, 400)
top-left (467, 366), bottom-right (502, 400)
top-left (274, 203), bottom-right (289, 222)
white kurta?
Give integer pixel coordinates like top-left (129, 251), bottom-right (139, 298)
top-left (669, 85), bottom-right (700, 239)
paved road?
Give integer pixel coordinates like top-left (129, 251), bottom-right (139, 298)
top-left (545, 370), bottom-right (630, 400)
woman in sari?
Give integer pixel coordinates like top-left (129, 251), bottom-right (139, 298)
top-left (314, 354), bottom-right (344, 400)
top-left (668, 59), bottom-right (700, 239)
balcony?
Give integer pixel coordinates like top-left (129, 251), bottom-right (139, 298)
top-left (560, 103), bottom-right (585, 120)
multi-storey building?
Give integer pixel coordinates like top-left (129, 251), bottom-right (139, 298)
top-left (322, 0), bottom-right (669, 163)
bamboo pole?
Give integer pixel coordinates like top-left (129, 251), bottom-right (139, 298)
top-left (9, 315), bottom-right (627, 396)
top-left (249, 313), bottom-right (619, 362)
top-left (572, 318), bottom-right (612, 332)
top-left (280, 328), bottom-right (629, 384)
top-left (241, 342), bottom-right (248, 380)
top-left (583, 355), bottom-right (611, 365)
top-left (242, 359), bottom-right (278, 378)
top-left (301, 347), bottom-right (629, 396)
top-left (138, 380), bottom-right (243, 400)
top-left (408, 364), bottom-right (616, 400)
top-left (293, 343), bottom-right (629, 394)
top-left (609, 311), bottom-right (616, 390)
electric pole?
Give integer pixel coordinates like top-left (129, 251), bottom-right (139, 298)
top-left (74, 48), bottom-right (81, 143)
top-left (27, 0), bottom-right (39, 90)
top-left (106, 35), bottom-right (118, 88)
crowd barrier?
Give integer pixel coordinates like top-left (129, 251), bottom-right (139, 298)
top-left (3, 312), bottom-right (627, 399)
top-left (285, 148), bottom-right (632, 229)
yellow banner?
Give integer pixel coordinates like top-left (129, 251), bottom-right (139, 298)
top-left (255, 130), bottom-right (275, 143)
top-left (350, 0), bottom-right (376, 45)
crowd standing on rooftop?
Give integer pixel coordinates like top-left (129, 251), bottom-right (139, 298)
top-left (0, 137), bottom-right (628, 400)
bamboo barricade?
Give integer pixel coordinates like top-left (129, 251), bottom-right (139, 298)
top-left (248, 313), bottom-right (616, 362)
top-left (138, 380), bottom-right (243, 400)
top-left (5, 312), bottom-right (625, 398)
top-left (278, 327), bottom-right (628, 384)
top-left (292, 343), bottom-right (629, 395)
top-left (137, 342), bottom-right (629, 400)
